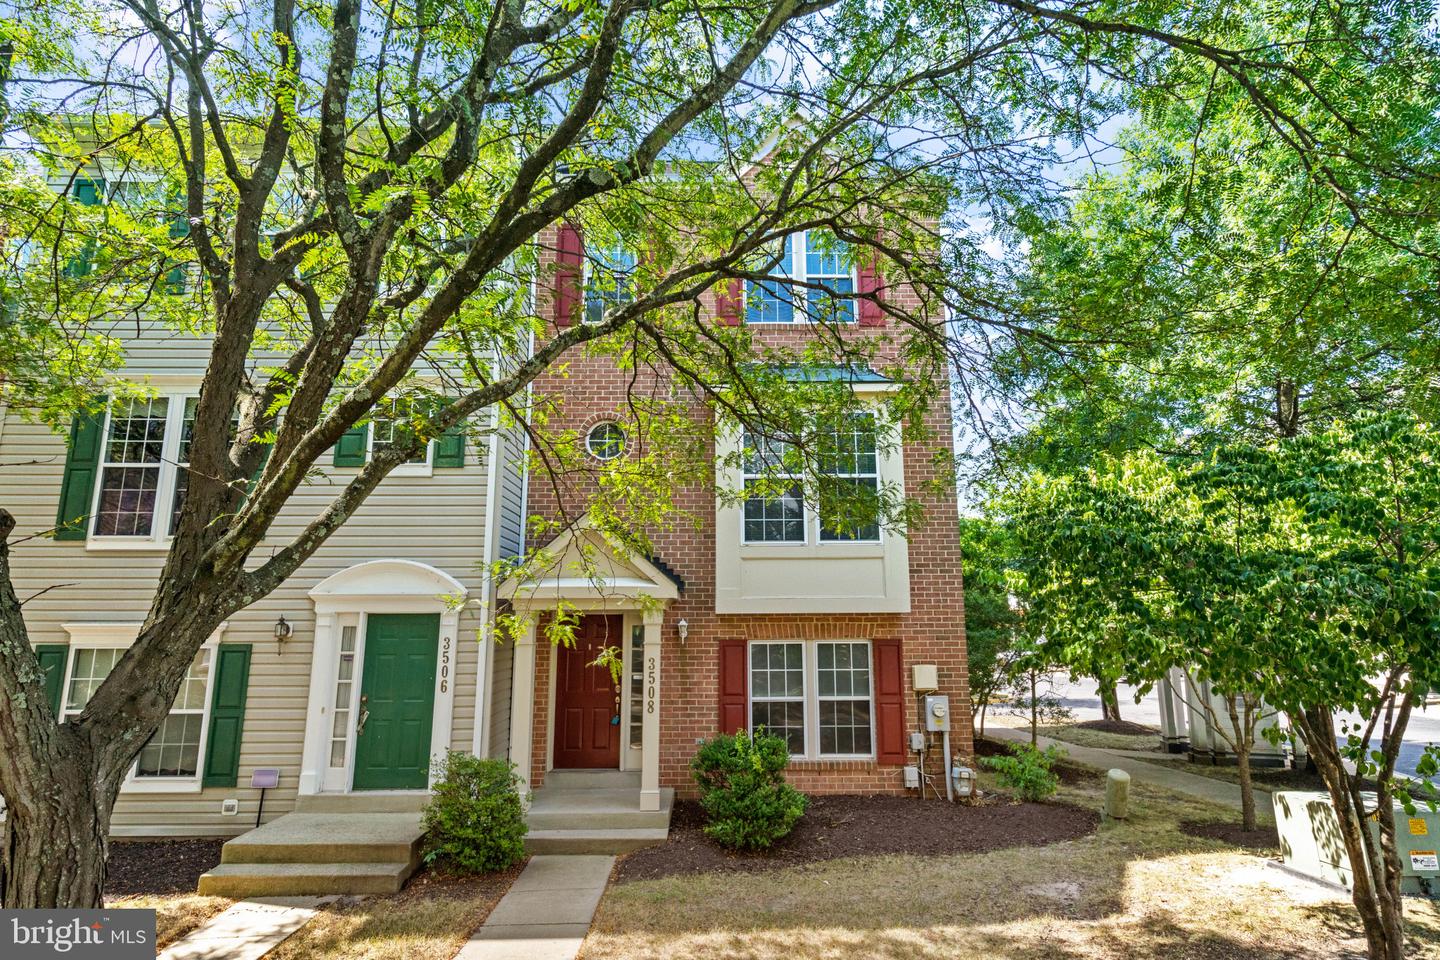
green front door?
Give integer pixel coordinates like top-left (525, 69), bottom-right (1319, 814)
top-left (352, 613), bottom-right (440, 790)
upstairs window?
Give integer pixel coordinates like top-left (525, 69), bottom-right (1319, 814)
top-left (369, 397), bottom-right (434, 469)
top-left (741, 431), bottom-right (805, 543)
top-left (745, 231), bottom-right (855, 324)
top-left (585, 245), bottom-right (636, 324)
top-left (818, 411), bottom-right (880, 542)
top-left (745, 236), bottom-right (794, 324)
top-left (739, 412), bottom-right (881, 545)
top-left (92, 395), bottom-right (193, 542)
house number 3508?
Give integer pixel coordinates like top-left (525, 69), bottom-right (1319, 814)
top-left (645, 655), bottom-right (657, 714)
top-left (440, 636), bottom-right (452, 693)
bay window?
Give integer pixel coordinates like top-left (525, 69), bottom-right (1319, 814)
top-left (741, 432), bottom-right (805, 543)
top-left (749, 640), bottom-right (874, 759)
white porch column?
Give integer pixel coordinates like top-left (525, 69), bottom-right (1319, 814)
top-left (1158, 667), bottom-right (1189, 754)
top-left (639, 609), bottom-right (664, 812)
top-left (510, 619), bottom-right (538, 800)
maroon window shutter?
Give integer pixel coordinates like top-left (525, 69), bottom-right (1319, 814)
top-left (873, 638), bottom-right (905, 764)
top-left (718, 638), bottom-right (749, 734)
top-left (554, 223), bottom-right (584, 327)
top-left (857, 250), bottom-right (885, 327)
top-left (715, 278), bottom-right (743, 326)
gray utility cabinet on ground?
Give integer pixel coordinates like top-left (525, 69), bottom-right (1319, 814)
top-left (1274, 791), bottom-right (1440, 897)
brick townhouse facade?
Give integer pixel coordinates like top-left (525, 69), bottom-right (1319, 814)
top-left (499, 220), bottom-right (973, 804)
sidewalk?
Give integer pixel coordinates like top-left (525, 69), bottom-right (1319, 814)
top-left (987, 724), bottom-right (1275, 822)
top-left (454, 855), bottom-right (614, 960)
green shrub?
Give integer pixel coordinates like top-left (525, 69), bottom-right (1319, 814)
top-left (422, 751), bottom-right (527, 873)
top-left (981, 743), bottom-right (1064, 801)
top-left (690, 730), bottom-right (808, 850)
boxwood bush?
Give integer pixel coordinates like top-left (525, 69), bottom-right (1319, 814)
top-left (691, 730), bottom-right (808, 850)
top-left (422, 751), bottom-right (528, 872)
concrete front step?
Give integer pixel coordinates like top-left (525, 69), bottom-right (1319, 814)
top-left (526, 788), bottom-right (674, 831)
top-left (294, 792), bottom-right (429, 814)
top-left (198, 861), bottom-right (413, 897)
top-left (220, 813), bottom-right (424, 865)
top-left (524, 827), bottom-right (670, 855)
top-left (542, 769), bottom-right (641, 790)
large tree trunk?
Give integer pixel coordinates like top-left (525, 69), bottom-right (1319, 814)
top-left (1297, 707), bottom-right (1407, 960)
top-left (0, 736), bottom-right (118, 909)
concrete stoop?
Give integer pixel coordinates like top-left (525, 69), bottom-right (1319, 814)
top-left (198, 811), bottom-right (425, 897)
top-left (524, 770), bottom-right (673, 855)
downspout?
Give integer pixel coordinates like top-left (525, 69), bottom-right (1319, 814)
top-left (472, 378), bottom-right (503, 757)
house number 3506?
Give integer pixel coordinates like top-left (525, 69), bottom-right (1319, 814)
top-left (440, 636), bottom-right (452, 693)
top-left (645, 655), bottom-right (657, 714)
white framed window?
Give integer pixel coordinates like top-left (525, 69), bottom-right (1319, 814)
top-left (745, 230), bottom-right (856, 325)
top-left (368, 397), bottom-right (435, 475)
top-left (59, 623), bottom-right (224, 793)
top-left (748, 641), bottom-right (807, 754)
top-left (585, 245), bottom-right (636, 324)
top-left (741, 431), bottom-right (805, 543)
top-left (90, 392), bottom-right (196, 546)
top-left (818, 411), bottom-right (880, 542)
top-left (740, 412), bottom-right (882, 546)
top-left (748, 640), bottom-right (874, 760)
top-left (587, 422), bottom-right (626, 460)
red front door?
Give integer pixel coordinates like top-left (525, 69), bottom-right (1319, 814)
top-left (553, 614), bottom-right (623, 769)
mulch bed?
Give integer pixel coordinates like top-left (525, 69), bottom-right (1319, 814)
top-left (105, 839), bottom-right (225, 895)
top-left (614, 794), bottom-right (1100, 883)
top-left (1180, 819), bottom-right (1280, 850)
top-left (1074, 719), bottom-right (1159, 737)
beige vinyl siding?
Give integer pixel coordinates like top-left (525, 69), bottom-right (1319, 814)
top-left (1, 353), bottom-right (492, 837)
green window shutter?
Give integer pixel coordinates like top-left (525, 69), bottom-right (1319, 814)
top-left (434, 421), bottom-right (466, 467)
top-left (202, 644), bottom-right (253, 788)
top-left (333, 424), bottom-right (368, 467)
top-left (165, 210), bottom-right (190, 295)
top-left (65, 177), bottom-right (104, 278)
top-left (34, 644), bottom-right (69, 716)
top-left (55, 399), bottom-right (107, 541)
top-left (247, 442), bottom-right (274, 492)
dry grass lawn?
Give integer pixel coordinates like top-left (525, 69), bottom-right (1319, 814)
top-left (583, 774), bottom-right (1440, 960)
top-left (264, 864), bottom-right (524, 960)
top-left (105, 893), bottom-right (234, 949)
top-left (1034, 723), bottom-right (1163, 753)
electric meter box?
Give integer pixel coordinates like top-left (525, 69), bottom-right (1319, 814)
top-left (1274, 791), bottom-right (1440, 896)
top-left (924, 694), bottom-right (951, 733)
top-left (912, 664), bottom-right (939, 693)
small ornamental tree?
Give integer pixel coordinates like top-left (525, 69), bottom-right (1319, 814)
top-left (999, 413), bottom-right (1440, 960)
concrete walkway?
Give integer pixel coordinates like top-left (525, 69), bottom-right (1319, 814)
top-left (158, 896), bottom-right (331, 960)
top-left (455, 855), bottom-right (614, 960)
top-left (987, 724), bottom-right (1275, 822)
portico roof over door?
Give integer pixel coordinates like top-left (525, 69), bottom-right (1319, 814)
top-left (496, 520), bottom-right (680, 610)
top-left (496, 520), bottom-right (679, 812)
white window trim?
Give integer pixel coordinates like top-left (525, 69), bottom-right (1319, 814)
top-left (365, 420), bottom-right (435, 477)
top-left (85, 387), bottom-right (199, 551)
top-left (743, 229), bottom-right (858, 326)
top-left (747, 639), bottom-right (876, 762)
top-left (60, 622), bottom-right (227, 794)
top-left (739, 413), bottom-right (884, 547)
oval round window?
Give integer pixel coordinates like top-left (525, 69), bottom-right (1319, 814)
top-left (586, 422), bottom-right (626, 460)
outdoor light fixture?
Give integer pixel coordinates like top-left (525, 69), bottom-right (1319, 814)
top-left (274, 615), bottom-right (293, 652)
top-left (677, 618), bottom-right (689, 644)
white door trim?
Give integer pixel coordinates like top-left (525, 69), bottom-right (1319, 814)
top-left (299, 560), bottom-right (468, 796)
